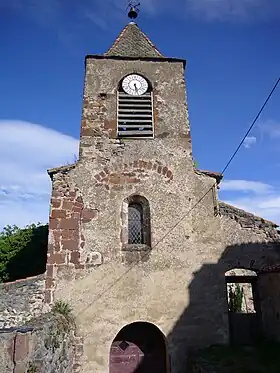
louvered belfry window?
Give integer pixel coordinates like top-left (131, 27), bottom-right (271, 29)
top-left (128, 203), bottom-right (144, 244)
top-left (117, 79), bottom-right (154, 139)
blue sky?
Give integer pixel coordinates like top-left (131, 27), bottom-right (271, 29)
top-left (0, 0), bottom-right (280, 229)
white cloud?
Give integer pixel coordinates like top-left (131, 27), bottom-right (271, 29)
top-left (219, 179), bottom-right (280, 224)
top-left (243, 136), bottom-right (257, 149)
top-left (258, 120), bottom-right (280, 140)
top-left (0, 120), bottom-right (79, 230)
top-left (220, 179), bottom-right (273, 194)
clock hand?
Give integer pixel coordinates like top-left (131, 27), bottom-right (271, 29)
top-left (134, 83), bottom-right (138, 93)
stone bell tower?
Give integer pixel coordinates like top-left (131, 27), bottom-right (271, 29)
top-left (46, 6), bottom-right (224, 373)
top-left (79, 19), bottom-right (192, 163)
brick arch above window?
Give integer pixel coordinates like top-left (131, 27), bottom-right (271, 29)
top-left (93, 160), bottom-right (173, 190)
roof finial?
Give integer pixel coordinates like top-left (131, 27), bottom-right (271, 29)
top-left (127, 1), bottom-right (140, 20)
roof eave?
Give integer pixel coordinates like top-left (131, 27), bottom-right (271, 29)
top-left (195, 169), bottom-right (223, 184)
top-left (85, 54), bottom-right (187, 69)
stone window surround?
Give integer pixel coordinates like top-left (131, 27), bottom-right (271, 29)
top-left (121, 194), bottom-right (151, 251)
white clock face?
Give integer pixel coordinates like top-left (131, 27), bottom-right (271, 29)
top-left (122, 74), bottom-right (148, 96)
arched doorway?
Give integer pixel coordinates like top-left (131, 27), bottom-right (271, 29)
top-left (109, 322), bottom-right (168, 373)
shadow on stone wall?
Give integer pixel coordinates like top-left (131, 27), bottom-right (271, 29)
top-left (166, 240), bottom-right (280, 373)
top-left (2, 224), bottom-right (48, 283)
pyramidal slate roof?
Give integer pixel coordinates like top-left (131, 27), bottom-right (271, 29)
top-left (104, 22), bottom-right (163, 58)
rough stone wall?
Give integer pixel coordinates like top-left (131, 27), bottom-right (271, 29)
top-left (0, 315), bottom-right (79, 373)
top-left (0, 275), bottom-right (45, 329)
top-left (219, 202), bottom-right (279, 242)
top-left (258, 272), bottom-right (280, 341)
top-left (45, 56), bottom-right (280, 373)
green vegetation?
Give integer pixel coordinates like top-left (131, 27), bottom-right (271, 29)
top-left (228, 284), bottom-right (244, 313)
top-left (199, 342), bottom-right (280, 373)
top-left (51, 299), bottom-right (76, 333)
top-left (0, 223), bottom-right (48, 283)
top-left (45, 300), bottom-right (76, 350)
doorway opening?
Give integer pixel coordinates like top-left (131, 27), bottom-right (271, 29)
top-left (109, 322), bottom-right (169, 373)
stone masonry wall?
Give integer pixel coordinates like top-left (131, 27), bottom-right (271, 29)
top-left (46, 170), bottom-right (102, 305)
top-left (0, 314), bottom-right (81, 373)
top-left (219, 202), bottom-right (280, 243)
top-left (0, 275), bottom-right (45, 329)
top-left (258, 272), bottom-right (280, 341)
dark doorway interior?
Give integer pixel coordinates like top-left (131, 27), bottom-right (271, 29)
top-left (109, 322), bottom-right (168, 373)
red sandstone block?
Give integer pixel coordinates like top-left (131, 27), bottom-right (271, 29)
top-left (51, 209), bottom-right (66, 219)
top-left (166, 170), bottom-right (172, 179)
top-left (70, 251), bottom-right (80, 264)
top-left (126, 177), bottom-right (140, 184)
top-left (14, 333), bottom-right (29, 362)
top-left (48, 253), bottom-right (66, 265)
top-left (62, 229), bottom-right (78, 240)
top-left (157, 165), bottom-right (162, 174)
top-left (51, 198), bottom-right (62, 208)
top-left (45, 277), bottom-right (55, 288)
top-left (74, 201), bottom-right (84, 209)
top-left (62, 201), bottom-right (74, 210)
top-left (82, 208), bottom-right (98, 223)
top-left (59, 218), bottom-right (79, 230)
top-left (162, 166), bottom-right (168, 175)
top-left (62, 239), bottom-right (79, 251)
top-left (49, 218), bottom-right (59, 229)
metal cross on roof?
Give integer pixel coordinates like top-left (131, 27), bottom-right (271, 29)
top-left (127, 1), bottom-right (140, 19)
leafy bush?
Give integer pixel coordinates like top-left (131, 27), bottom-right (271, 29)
top-left (0, 223), bottom-right (48, 283)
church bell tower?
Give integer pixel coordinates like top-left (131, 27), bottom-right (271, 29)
top-left (79, 4), bottom-right (193, 168)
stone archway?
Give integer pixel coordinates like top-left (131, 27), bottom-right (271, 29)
top-left (109, 322), bottom-right (169, 373)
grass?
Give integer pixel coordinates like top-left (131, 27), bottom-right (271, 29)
top-left (198, 342), bottom-right (280, 373)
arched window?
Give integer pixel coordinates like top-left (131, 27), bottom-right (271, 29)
top-left (121, 195), bottom-right (151, 249)
top-left (117, 73), bottom-right (154, 139)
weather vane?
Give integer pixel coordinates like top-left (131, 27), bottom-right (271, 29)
top-left (127, 1), bottom-right (140, 20)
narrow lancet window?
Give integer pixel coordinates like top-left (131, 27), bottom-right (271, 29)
top-left (128, 203), bottom-right (144, 244)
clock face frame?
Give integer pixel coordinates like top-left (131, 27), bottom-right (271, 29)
top-left (122, 74), bottom-right (149, 96)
